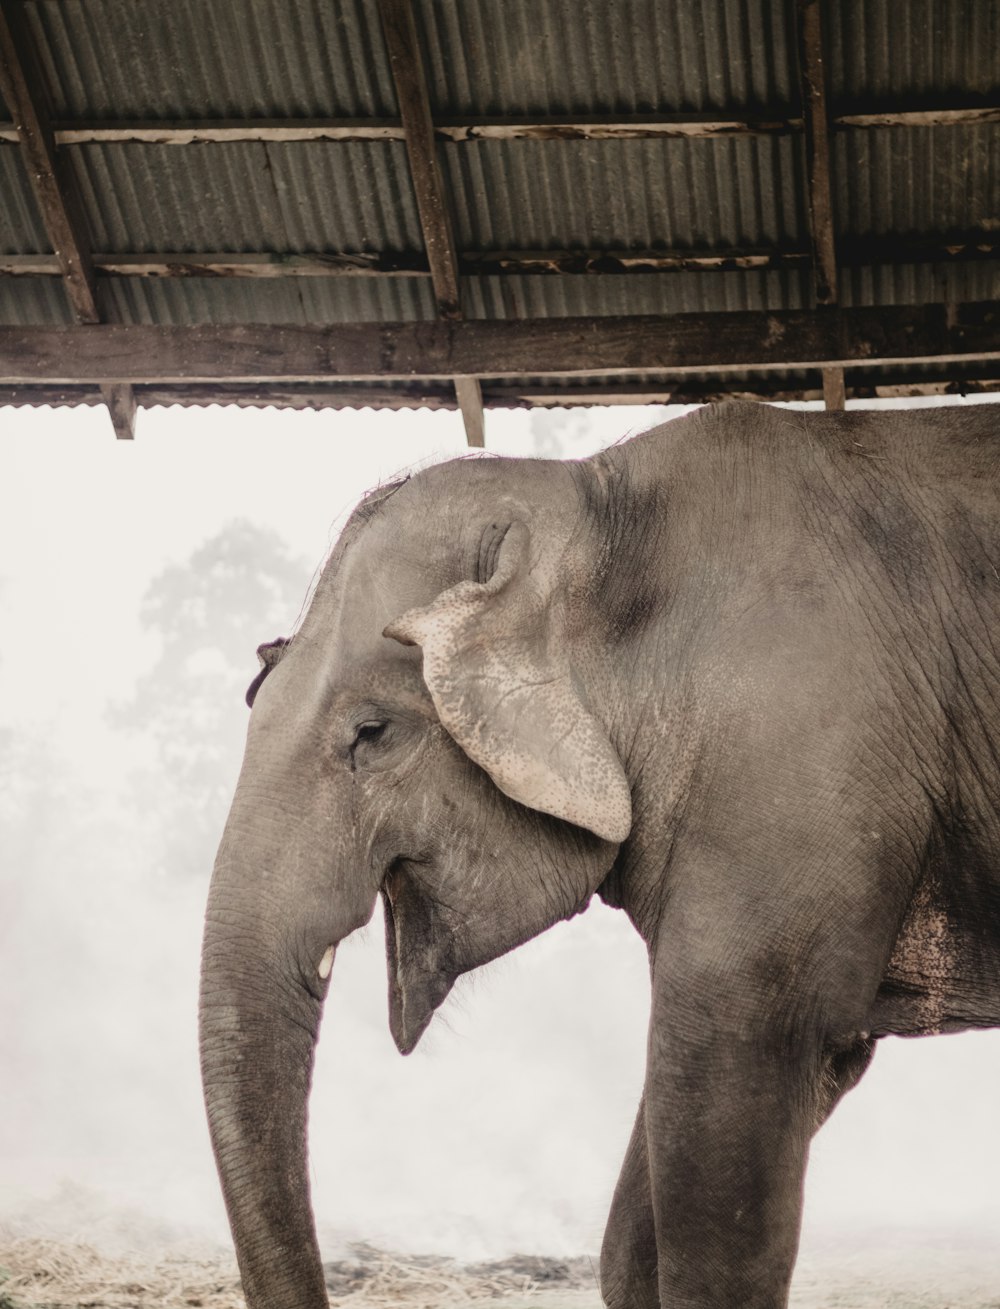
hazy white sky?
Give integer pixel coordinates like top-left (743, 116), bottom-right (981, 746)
top-left (3, 399), bottom-right (1000, 1273)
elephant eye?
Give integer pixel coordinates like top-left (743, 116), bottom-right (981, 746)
top-left (351, 721), bottom-right (388, 751)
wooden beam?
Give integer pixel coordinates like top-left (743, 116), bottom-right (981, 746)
top-left (2, 306), bottom-right (999, 384)
top-left (453, 376), bottom-right (485, 447)
top-left (377, 0), bottom-right (461, 318)
top-left (1, 103), bottom-right (996, 147)
top-left (0, 1), bottom-right (99, 323)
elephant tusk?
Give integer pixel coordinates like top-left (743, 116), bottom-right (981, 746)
top-left (318, 945), bottom-right (336, 980)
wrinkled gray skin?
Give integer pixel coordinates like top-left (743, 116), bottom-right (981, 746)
top-left (200, 401), bottom-right (1000, 1309)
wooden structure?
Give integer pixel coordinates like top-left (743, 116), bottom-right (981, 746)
top-left (0, 0), bottom-right (998, 441)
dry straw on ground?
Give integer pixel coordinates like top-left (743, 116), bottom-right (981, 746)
top-left (0, 1238), bottom-right (600, 1309)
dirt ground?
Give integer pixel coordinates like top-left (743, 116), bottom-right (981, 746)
top-left (4, 1236), bottom-right (1000, 1308)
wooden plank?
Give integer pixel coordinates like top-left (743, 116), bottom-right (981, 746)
top-left (0, 251), bottom-right (431, 278)
top-left (490, 368), bottom-right (1000, 407)
top-left (434, 114), bottom-right (800, 142)
top-left (4, 235), bottom-right (1000, 281)
top-left (0, 114), bottom-right (802, 145)
top-left (0, 2), bottom-right (100, 323)
top-left (53, 118), bottom-right (409, 144)
top-left (4, 365), bottom-right (1000, 412)
top-left (454, 376), bottom-right (485, 447)
top-left (460, 247), bottom-right (811, 275)
top-left (377, 0), bottom-right (461, 319)
top-left (1, 104), bottom-right (997, 147)
top-left (3, 250), bottom-right (809, 278)
top-left (2, 306), bottom-right (999, 384)
top-left (834, 106), bottom-right (1000, 130)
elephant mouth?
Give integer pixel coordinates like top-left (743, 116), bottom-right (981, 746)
top-left (381, 860), bottom-right (455, 1055)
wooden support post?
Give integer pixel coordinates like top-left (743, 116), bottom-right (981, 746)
top-left (796, 0), bottom-right (844, 410)
top-left (821, 367), bottom-right (846, 411)
top-left (377, 0), bottom-right (484, 447)
top-left (102, 383), bottom-right (137, 440)
top-left (453, 377), bottom-right (485, 447)
top-left (0, 0), bottom-right (136, 436)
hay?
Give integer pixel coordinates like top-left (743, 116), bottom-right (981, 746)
top-left (0, 1239), bottom-right (599, 1309)
top-left (0, 1239), bottom-right (244, 1309)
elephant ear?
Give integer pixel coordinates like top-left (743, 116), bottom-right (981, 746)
top-left (245, 636), bottom-right (290, 708)
top-left (383, 521), bottom-right (631, 844)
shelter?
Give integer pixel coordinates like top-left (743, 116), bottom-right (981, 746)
top-left (1, 0), bottom-right (998, 442)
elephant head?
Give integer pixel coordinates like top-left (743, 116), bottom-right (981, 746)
top-left (199, 455), bottom-right (636, 1308)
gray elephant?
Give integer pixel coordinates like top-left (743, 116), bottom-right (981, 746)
top-left (199, 400), bottom-right (1000, 1309)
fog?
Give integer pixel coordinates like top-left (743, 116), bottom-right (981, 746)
top-left (3, 400), bottom-right (1000, 1274)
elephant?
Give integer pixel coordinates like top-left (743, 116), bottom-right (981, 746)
top-left (199, 399), bottom-right (1000, 1309)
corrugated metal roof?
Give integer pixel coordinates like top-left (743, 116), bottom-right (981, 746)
top-left (0, 150), bottom-right (49, 253)
top-left (413, 0), bottom-right (799, 116)
top-left (0, 278), bottom-right (75, 325)
top-left (96, 274), bottom-right (434, 327)
top-left (439, 135), bottom-right (806, 250)
top-left (63, 141), bottom-right (424, 253)
top-left (28, 0), bottom-right (398, 118)
top-left (826, 0), bottom-right (1000, 102)
top-left (834, 125), bottom-right (1000, 237)
top-left (1, 0), bottom-right (998, 409)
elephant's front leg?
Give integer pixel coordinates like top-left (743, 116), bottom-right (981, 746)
top-left (640, 851), bottom-right (907, 1308)
top-left (600, 1094), bottom-right (658, 1309)
top-left (645, 994), bottom-right (821, 1309)
top-left (599, 1034), bottom-right (876, 1309)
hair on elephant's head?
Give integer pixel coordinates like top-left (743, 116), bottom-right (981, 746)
top-left (199, 453), bottom-right (635, 1309)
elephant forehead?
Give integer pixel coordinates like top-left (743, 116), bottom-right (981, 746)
top-left (313, 532), bottom-right (455, 647)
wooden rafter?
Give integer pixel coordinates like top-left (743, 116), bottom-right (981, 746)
top-left (0, 102), bottom-right (997, 145)
top-left (377, 0), bottom-right (460, 317)
top-left (0, 0), bottom-right (135, 437)
top-left (376, 0), bottom-right (484, 448)
top-left (796, 0), bottom-right (844, 410)
top-left (1, 305), bottom-right (998, 384)
top-left (0, 2), bottom-right (98, 323)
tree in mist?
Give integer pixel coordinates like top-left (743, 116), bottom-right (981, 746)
top-left (528, 404), bottom-right (674, 460)
top-left (528, 407), bottom-right (593, 459)
top-left (112, 520), bottom-right (312, 879)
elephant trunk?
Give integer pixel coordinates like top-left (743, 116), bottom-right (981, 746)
top-left (199, 792), bottom-right (372, 1309)
top-left (199, 946), bottom-right (322, 1303)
